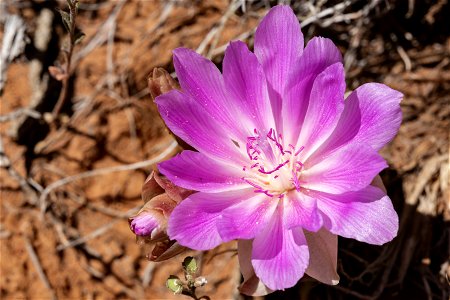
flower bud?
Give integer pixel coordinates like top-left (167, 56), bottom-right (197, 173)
top-left (129, 212), bottom-right (160, 237)
top-left (166, 275), bottom-right (183, 294)
top-left (193, 276), bottom-right (207, 288)
top-left (182, 256), bottom-right (197, 275)
top-left (129, 171), bottom-right (193, 262)
top-left (148, 67), bottom-right (179, 101)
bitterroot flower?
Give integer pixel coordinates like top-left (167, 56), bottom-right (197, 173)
top-left (156, 5), bottom-right (402, 292)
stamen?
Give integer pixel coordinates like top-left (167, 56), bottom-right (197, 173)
top-left (258, 160), bottom-right (289, 175)
top-left (267, 128), bottom-right (285, 155)
top-left (242, 128), bottom-right (306, 196)
top-left (242, 178), bottom-right (273, 197)
top-left (295, 146), bottom-right (305, 156)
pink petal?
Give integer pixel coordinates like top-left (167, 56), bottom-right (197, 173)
top-left (297, 62), bottom-right (346, 159)
top-left (218, 194), bottom-right (277, 241)
top-left (237, 240), bottom-right (273, 296)
top-left (155, 90), bottom-right (244, 164)
top-left (346, 83), bottom-right (403, 151)
top-left (167, 189), bottom-right (253, 250)
top-left (304, 228), bottom-right (339, 285)
top-left (223, 41), bottom-right (274, 134)
top-left (283, 191), bottom-right (322, 232)
top-left (254, 5), bottom-right (303, 129)
top-left (251, 205), bottom-right (309, 290)
top-left (313, 186), bottom-right (399, 245)
top-left (159, 150), bottom-right (246, 193)
top-left (172, 48), bottom-right (250, 141)
top-left (283, 37), bottom-right (342, 144)
top-left (308, 83), bottom-right (403, 163)
top-left (302, 143), bottom-right (387, 194)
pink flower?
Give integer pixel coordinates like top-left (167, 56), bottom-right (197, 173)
top-left (155, 5), bottom-right (402, 291)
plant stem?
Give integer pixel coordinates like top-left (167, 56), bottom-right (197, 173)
top-left (52, 0), bottom-right (78, 118)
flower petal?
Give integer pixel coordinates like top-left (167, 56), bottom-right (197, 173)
top-left (167, 189), bottom-right (253, 250)
top-left (283, 191), bottom-right (322, 232)
top-left (308, 83), bottom-right (403, 164)
top-left (237, 240), bottom-right (273, 296)
top-left (155, 90), bottom-right (244, 164)
top-left (223, 41), bottom-right (274, 134)
top-left (303, 143), bottom-right (387, 194)
top-left (254, 5), bottom-right (303, 129)
top-left (304, 228), bottom-right (339, 285)
top-left (172, 48), bottom-right (247, 141)
top-left (159, 150), bottom-right (246, 193)
top-left (313, 186), bottom-right (399, 245)
top-left (297, 62), bottom-right (346, 159)
top-left (345, 83), bottom-right (403, 151)
top-left (251, 205), bottom-right (309, 290)
top-left (218, 194), bottom-right (277, 241)
top-left (283, 37), bottom-right (342, 144)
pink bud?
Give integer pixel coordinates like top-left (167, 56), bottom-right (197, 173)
top-left (129, 171), bottom-right (193, 261)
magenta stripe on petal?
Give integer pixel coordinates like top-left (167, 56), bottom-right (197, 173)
top-left (254, 5), bottom-right (303, 131)
top-left (159, 150), bottom-right (246, 193)
top-left (297, 62), bottom-right (346, 159)
top-left (218, 194), bottom-right (277, 241)
top-left (173, 48), bottom-right (248, 142)
top-left (303, 143), bottom-right (387, 194)
top-left (155, 90), bottom-right (244, 164)
top-left (283, 37), bottom-right (342, 145)
top-left (167, 189), bottom-right (253, 250)
top-left (308, 83), bottom-right (403, 165)
top-left (283, 191), bottom-right (322, 232)
top-left (223, 41), bottom-right (275, 134)
top-left (313, 186), bottom-right (398, 245)
top-left (251, 205), bottom-right (309, 290)
top-left (345, 83), bottom-right (403, 151)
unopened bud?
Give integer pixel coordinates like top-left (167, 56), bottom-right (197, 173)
top-left (166, 275), bottom-right (183, 294)
top-left (148, 67), bottom-right (179, 101)
top-left (182, 256), bottom-right (198, 275)
top-left (194, 276), bottom-right (207, 288)
top-left (129, 213), bottom-right (159, 237)
top-left (130, 171), bottom-right (192, 261)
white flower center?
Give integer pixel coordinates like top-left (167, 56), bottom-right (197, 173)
top-left (242, 128), bottom-right (304, 197)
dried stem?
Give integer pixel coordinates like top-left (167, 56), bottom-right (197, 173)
top-left (52, 0), bottom-right (79, 117)
top-left (24, 237), bottom-right (57, 300)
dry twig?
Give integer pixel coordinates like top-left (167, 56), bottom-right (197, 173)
top-left (24, 237), bottom-right (57, 300)
top-left (38, 140), bottom-right (178, 213)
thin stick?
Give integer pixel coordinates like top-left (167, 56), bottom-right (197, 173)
top-left (0, 108), bottom-right (41, 122)
top-left (142, 262), bottom-right (156, 287)
top-left (24, 237), bottom-right (57, 300)
top-left (0, 135), bottom-right (39, 204)
top-left (56, 219), bottom-right (119, 251)
top-left (52, 0), bottom-right (79, 117)
top-left (209, 0), bottom-right (355, 57)
top-left (56, 205), bottom-right (139, 251)
top-left (39, 140), bottom-right (178, 213)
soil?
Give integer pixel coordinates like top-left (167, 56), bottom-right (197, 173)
top-left (1, 1), bottom-right (449, 300)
